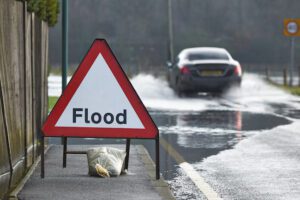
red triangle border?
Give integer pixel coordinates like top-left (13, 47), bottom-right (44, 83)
top-left (42, 39), bottom-right (158, 139)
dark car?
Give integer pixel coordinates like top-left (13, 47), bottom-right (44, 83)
top-left (167, 47), bottom-right (242, 95)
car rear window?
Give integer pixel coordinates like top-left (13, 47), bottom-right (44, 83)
top-left (187, 51), bottom-right (229, 61)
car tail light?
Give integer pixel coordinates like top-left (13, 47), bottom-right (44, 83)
top-left (234, 65), bottom-right (242, 76)
top-left (180, 66), bottom-right (191, 74)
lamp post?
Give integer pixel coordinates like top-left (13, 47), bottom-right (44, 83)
top-left (62, 0), bottom-right (68, 155)
top-left (62, 0), bottom-right (68, 90)
top-left (167, 0), bottom-right (174, 62)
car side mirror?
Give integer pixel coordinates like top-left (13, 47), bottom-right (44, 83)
top-left (166, 61), bottom-right (173, 68)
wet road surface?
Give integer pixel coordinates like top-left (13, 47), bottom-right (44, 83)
top-left (49, 73), bottom-right (300, 199)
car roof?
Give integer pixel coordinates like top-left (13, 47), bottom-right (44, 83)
top-left (178, 47), bottom-right (230, 59)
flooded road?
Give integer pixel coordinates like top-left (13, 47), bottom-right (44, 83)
top-left (49, 73), bottom-right (300, 199)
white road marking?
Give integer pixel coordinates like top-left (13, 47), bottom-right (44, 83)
top-left (160, 137), bottom-right (223, 200)
top-left (180, 162), bottom-right (222, 200)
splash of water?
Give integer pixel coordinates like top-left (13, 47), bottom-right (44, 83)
top-left (130, 73), bottom-right (298, 112)
top-left (130, 74), bottom-right (219, 111)
top-left (48, 73), bottom-right (299, 112)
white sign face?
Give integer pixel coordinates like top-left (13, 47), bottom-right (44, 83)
top-left (287, 22), bottom-right (298, 34)
top-left (55, 54), bottom-right (144, 129)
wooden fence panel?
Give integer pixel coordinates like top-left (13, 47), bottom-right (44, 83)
top-left (34, 15), bottom-right (42, 158)
top-left (0, 92), bottom-right (11, 200)
top-left (0, 28), bottom-right (11, 200)
top-left (2, 1), bottom-right (26, 189)
top-left (0, 1), bottom-right (10, 198)
top-left (0, 0), bottom-right (48, 198)
top-left (31, 13), bottom-right (37, 163)
top-left (25, 7), bottom-right (34, 169)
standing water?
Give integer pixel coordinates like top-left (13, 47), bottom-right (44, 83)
top-left (48, 73), bottom-right (299, 199)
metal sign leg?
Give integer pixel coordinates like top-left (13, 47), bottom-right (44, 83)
top-left (124, 139), bottom-right (131, 170)
top-left (63, 137), bottom-right (67, 168)
top-left (41, 136), bottom-right (45, 178)
top-left (155, 136), bottom-right (160, 180)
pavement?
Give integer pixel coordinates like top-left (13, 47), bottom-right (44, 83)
top-left (16, 144), bottom-right (174, 200)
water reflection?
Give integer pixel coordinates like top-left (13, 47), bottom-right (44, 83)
top-left (153, 110), bottom-right (290, 133)
top-left (173, 112), bottom-right (241, 149)
top-left (151, 109), bottom-right (291, 180)
top-left (235, 111), bottom-right (242, 141)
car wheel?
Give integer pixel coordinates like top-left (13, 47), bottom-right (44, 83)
top-left (184, 91), bottom-right (198, 97)
top-left (211, 92), bottom-right (222, 97)
top-left (166, 74), bottom-right (172, 87)
top-left (175, 88), bottom-right (184, 97)
top-left (174, 78), bottom-right (183, 97)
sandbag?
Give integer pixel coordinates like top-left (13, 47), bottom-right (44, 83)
top-left (87, 147), bottom-right (126, 177)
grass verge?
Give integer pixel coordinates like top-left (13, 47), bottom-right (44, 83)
top-left (280, 85), bottom-right (300, 96)
top-left (268, 80), bottom-right (300, 96)
top-left (49, 96), bottom-right (59, 111)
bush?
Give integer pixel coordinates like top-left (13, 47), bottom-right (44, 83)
top-left (46, 0), bottom-right (60, 26)
top-left (27, 0), bottom-right (59, 27)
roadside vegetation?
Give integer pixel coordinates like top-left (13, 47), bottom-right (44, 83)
top-left (49, 96), bottom-right (58, 111)
top-left (49, 67), bottom-right (77, 76)
top-left (279, 85), bottom-right (300, 96)
top-left (268, 80), bottom-right (300, 96)
top-left (26, 0), bottom-right (59, 26)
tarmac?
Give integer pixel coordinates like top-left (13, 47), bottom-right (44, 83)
top-left (14, 145), bottom-right (174, 200)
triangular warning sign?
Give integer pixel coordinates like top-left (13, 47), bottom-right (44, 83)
top-left (42, 39), bottom-right (158, 139)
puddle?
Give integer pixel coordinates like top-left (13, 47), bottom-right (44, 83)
top-left (136, 110), bottom-right (291, 180)
top-left (151, 110), bottom-right (291, 132)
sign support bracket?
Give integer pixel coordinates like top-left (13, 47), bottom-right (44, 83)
top-left (41, 136), bottom-right (160, 180)
top-left (41, 136), bottom-right (45, 178)
top-left (41, 39), bottom-right (160, 180)
top-left (155, 135), bottom-right (160, 180)
top-left (124, 139), bottom-right (131, 170)
top-left (63, 137), bottom-right (67, 167)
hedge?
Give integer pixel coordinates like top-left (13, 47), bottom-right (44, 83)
top-left (26, 0), bottom-right (59, 27)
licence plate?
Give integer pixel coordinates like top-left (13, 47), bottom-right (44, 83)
top-left (199, 70), bottom-right (223, 76)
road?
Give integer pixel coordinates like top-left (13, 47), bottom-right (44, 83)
top-left (49, 73), bottom-right (300, 200)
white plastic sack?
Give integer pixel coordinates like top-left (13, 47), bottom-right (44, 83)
top-left (87, 147), bottom-right (126, 177)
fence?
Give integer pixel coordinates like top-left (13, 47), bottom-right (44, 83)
top-left (0, 1), bottom-right (48, 199)
top-left (242, 63), bottom-right (300, 86)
